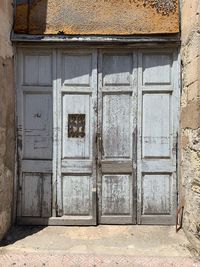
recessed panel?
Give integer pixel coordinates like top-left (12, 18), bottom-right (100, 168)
top-left (62, 54), bottom-right (92, 86)
top-left (21, 173), bottom-right (41, 217)
top-left (23, 93), bottom-right (52, 159)
top-left (103, 94), bottom-right (131, 158)
top-left (142, 93), bottom-right (171, 158)
top-left (142, 174), bottom-right (171, 215)
top-left (62, 176), bottom-right (91, 216)
top-left (21, 173), bottom-right (52, 217)
top-left (103, 54), bottom-right (132, 86)
top-left (24, 54), bottom-right (52, 85)
top-left (143, 54), bottom-right (172, 85)
top-left (102, 175), bottom-right (131, 216)
top-left (62, 94), bottom-right (90, 159)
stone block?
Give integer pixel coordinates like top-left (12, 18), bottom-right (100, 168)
top-left (182, 0), bottom-right (200, 44)
top-left (182, 56), bottom-right (200, 88)
top-left (181, 99), bottom-right (200, 130)
top-left (187, 81), bottom-right (200, 102)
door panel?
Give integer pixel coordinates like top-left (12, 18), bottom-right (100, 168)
top-left (102, 94), bottom-right (131, 158)
top-left (101, 175), bottom-right (132, 216)
top-left (56, 50), bottom-right (97, 224)
top-left (137, 50), bottom-right (179, 224)
top-left (142, 93), bottom-right (171, 158)
top-left (98, 51), bottom-right (137, 224)
top-left (17, 50), bottom-right (53, 223)
top-left (62, 175), bottom-right (92, 216)
top-left (142, 174), bottom-right (171, 215)
top-left (23, 93), bottom-right (52, 159)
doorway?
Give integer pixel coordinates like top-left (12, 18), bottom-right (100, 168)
top-left (16, 47), bottom-right (179, 225)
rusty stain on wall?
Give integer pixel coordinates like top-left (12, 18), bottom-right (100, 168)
top-left (14, 0), bottom-right (179, 35)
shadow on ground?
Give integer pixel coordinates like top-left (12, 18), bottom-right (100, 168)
top-left (0, 226), bottom-right (46, 247)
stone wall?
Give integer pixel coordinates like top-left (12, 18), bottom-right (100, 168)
top-left (0, 0), bottom-right (15, 240)
top-left (181, 0), bottom-right (200, 252)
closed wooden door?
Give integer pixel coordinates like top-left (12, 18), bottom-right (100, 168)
top-left (17, 47), bottom-right (179, 226)
top-left (97, 51), bottom-right (137, 224)
top-left (56, 49), bottom-right (98, 225)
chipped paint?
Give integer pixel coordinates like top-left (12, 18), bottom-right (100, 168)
top-left (14, 0), bottom-right (179, 35)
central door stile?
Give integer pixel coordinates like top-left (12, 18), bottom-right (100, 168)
top-left (56, 49), bottom-right (98, 225)
top-left (97, 49), bottom-right (137, 224)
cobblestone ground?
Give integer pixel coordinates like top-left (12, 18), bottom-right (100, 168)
top-left (0, 226), bottom-right (199, 267)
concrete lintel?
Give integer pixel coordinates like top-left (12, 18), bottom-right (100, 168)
top-left (11, 32), bottom-right (181, 45)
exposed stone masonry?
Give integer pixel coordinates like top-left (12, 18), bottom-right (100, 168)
top-left (181, 0), bottom-right (200, 252)
top-left (0, 0), bottom-right (15, 240)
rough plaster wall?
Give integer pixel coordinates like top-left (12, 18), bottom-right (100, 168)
top-left (181, 0), bottom-right (200, 252)
top-left (0, 0), bottom-right (15, 241)
top-left (14, 0), bottom-right (179, 35)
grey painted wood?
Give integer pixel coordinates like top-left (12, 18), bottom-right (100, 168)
top-left (142, 93), bottom-right (171, 158)
top-left (142, 174), bottom-right (171, 215)
top-left (62, 176), bottom-right (91, 216)
top-left (17, 49), bottom-right (53, 219)
top-left (16, 46), bottom-right (179, 226)
top-left (101, 175), bottom-right (131, 216)
top-left (42, 174), bottom-right (52, 217)
top-left (62, 94), bottom-right (90, 159)
top-left (142, 53), bottom-right (172, 85)
top-left (23, 93), bottom-right (52, 159)
top-left (21, 173), bottom-right (52, 217)
top-left (102, 94), bottom-right (131, 158)
top-left (98, 50), bottom-right (137, 224)
top-left (21, 173), bottom-right (41, 217)
top-left (137, 49), bottom-right (180, 225)
top-left (24, 53), bottom-right (52, 86)
top-left (56, 50), bottom-right (97, 224)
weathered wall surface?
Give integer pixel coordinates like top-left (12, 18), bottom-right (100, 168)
top-left (181, 0), bottom-right (200, 252)
top-left (0, 0), bottom-right (15, 240)
top-left (14, 0), bottom-right (179, 35)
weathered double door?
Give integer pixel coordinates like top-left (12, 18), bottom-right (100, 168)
top-left (17, 48), bottom-right (179, 225)
top-left (56, 50), bottom-right (137, 224)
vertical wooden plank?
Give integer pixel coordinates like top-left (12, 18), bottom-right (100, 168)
top-left (56, 49), bottom-right (62, 216)
top-left (97, 50), bottom-right (103, 222)
top-left (132, 51), bottom-right (138, 224)
top-left (52, 49), bottom-right (58, 217)
top-left (171, 49), bottom-right (181, 216)
top-left (91, 49), bottom-right (98, 225)
top-left (42, 174), bottom-right (52, 217)
top-left (16, 48), bottom-right (24, 218)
